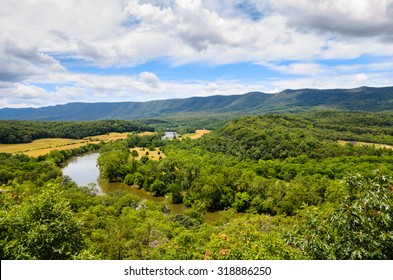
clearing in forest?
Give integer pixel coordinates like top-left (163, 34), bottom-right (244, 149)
top-left (180, 129), bottom-right (211, 139)
top-left (0, 132), bottom-right (146, 157)
top-left (130, 147), bottom-right (165, 160)
top-left (337, 140), bottom-right (393, 150)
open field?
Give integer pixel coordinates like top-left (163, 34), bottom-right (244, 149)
top-left (180, 129), bottom-right (211, 139)
top-left (0, 138), bottom-right (93, 157)
top-left (130, 147), bottom-right (165, 161)
top-left (0, 130), bottom-right (206, 158)
top-left (0, 132), bottom-right (137, 157)
top-left (337, 140), bottom-right (393, 150)
top-left (136, 131), bottom-right (156, 137)
top-left (88, 132), bottom-right (134, 142)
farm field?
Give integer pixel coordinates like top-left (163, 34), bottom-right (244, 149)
top-left (180, 129), bottom-right (211, 139)
top-left (0, 132), bottom-right (139, 157)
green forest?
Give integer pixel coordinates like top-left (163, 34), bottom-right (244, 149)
top-left (0, 120), bottom-right (153, 144)
top-left (1, 111), bottom-right (393, 260)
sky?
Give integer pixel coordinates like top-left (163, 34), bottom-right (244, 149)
top-left (1, 0), bottom-right (393, 108)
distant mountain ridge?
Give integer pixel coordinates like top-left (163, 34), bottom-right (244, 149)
top-left (1, 86), bottom-right (392, 121)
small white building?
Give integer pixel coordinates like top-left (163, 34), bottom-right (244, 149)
top-left (162, 131), bottom-right (178, 140)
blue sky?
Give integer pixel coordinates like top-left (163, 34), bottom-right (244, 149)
top-left (1, 0), bottom-right (393, 108)
top-left (59, 58), bottom-right (280, 82)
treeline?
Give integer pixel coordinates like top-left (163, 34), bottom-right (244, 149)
top-left (0, 120), bottom-right (154, 144)
top-left (143, 113), bottom-right (231, 133)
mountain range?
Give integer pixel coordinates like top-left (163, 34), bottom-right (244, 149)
top-left (1, 86), bottom-right (392, 121)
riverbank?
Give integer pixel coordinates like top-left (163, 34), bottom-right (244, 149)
top-left (62, 152), bottom-right (224, 224)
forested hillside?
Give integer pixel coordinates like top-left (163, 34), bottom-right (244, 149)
top-left (199, 111), bottom-right (393, 160)
top-left (0, 86), bottom-right (392, 121)
top-left (1, 112), bottom-right (392, 260)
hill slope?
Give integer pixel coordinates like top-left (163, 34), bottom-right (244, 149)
top-left (0, 86), bottom-right (392, 121)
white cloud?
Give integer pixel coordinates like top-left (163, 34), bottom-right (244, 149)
top-left (271, 0), bottom-right (393, 40)
top-left (0, 83), bottom-right (76, 108)
top-left (270, 72), bottom-right (392, 91)
top-left (139, 72), bottom-right (160, 88)
top-left (356, 73), bottom-right (368, 82)
top-left (2, 0), bottom-right (393, 67)
top-left (0, 0), bottom-right (393, 107)
top-left (0, 36), bottom-right (65, 82)
top-left (266, 62), bottom-right (328, 76)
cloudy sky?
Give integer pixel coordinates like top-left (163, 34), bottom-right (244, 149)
top-left (1, 0), bottom-right (393, 108)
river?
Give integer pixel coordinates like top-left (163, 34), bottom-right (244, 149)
top-left (62, 152), bottom-right (221, 223)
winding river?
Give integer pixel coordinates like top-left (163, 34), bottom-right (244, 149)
top-left (62, 153), bottom-right (221, 223)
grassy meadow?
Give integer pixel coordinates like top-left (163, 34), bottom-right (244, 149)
top-left (337, 140), bottom-right (393, 150)
top-left (180, 129), bottom-right (211, 139)
top-left (130, 147), bottom-right (165, 160)
top-left (0, 132), bottom-right (139, 157)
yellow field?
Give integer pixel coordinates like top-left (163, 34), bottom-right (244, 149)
top-left (181, 129), bottom-right (211, 139)
top-left (130, 147), bottom-right (165, 161)
top-left (26, 142), bottom-right (100, 157)
top-left (0, 130), bottom-right (206, 158)
top-left (338, 140), bottom-right (393, 150)
top-left (0, 132), bottom-right (146, 157)
top-left (0, 138), bottom-right (92, 157)
top-left (137, 131), bottom-right (155, 137)
top-left (88, 132), bottom-right (132, 142)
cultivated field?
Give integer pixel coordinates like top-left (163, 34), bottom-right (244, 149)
top-left (0, 132), bottom-right (135, 157)
top-left (0, 130), bottom-right (204, 158)
top-left (180, 129), bottom-right (211, 139)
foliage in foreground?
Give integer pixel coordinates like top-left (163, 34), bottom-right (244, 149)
top-left (0, 183), bottom-right (84, 259)
top-left (293, 172), bottom-right (393, 260)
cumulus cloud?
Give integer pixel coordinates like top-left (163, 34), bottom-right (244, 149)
top-left (123, 0), bottom-right (257, 52)
top-left (0, 38), bottom-right (65, 82)
top-left (0, 0), bottom-right (393, 107)
top-left (139, 72), bottom-right (160, 88)
top-left (3, 0), bottom-right (393, 67)
top-left (3, 1), bottom-right (393, 65)
top-left (0, 84), bottom-right (74, 108)
top-left (272, 0), bottom-right (393, 41)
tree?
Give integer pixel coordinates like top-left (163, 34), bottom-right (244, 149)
top-left (150, 179), bottom-right (166, 196)
top-left (140, 155), bottom-right (149, 165)
top-left (295, 172), bottom-right (393, 259)
top-left (97, 150), bottom-right (129, 182)
top-left (232, 192), bottom-right (251, 212)
top-left (131, 150), bottom-right (139, 157)
top-left (0, 185), bottom-right (84, 259)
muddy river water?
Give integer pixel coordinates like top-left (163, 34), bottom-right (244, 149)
top-left (62, 153), bottom-right (221, 223)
